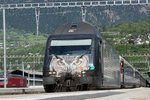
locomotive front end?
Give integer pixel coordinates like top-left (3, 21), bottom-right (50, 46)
top-left (43, 39), bottom-right (94, 92)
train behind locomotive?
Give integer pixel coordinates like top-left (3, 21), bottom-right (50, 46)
top-left (43, 22), bottom-right (148, 92)
top-left (0, 72), bottom-right (27, 87)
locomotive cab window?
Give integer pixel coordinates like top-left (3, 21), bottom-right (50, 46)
top-left (49, 39), bottom-right (92, 55)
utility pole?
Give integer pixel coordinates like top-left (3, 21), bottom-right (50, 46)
top-left (35, 8), bottom-right (40, 36)
top-left (29, 53), bottom-right (39, 86)
top-left (22, 62), bottom-right (24, 77)
top-left (27, 64), bottom-right (30, 86)
top-left (9, 62), bottom-right (11, 70)
top-left (3, 8), bottom-right (7, 88)
top-left (81, 6), bottom-right (86, 22)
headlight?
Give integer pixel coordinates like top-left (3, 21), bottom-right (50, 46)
top-left (81, 71), bottom-right (86, 74)
top-left (49, 71), bottom-right (57, 75)
top-left (49, 71), bottom-right (52, 75)
top-left (52, 71), bottom-right (56, 75)
top-left (81, 71), bottom-right (86, 77)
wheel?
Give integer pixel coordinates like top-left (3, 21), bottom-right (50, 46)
top-left (76, 85), bottom-right (81, 91)
top-left (133, 84), bottom-right (136, 88)
top-left (66, 87), bottom-right (71, 92)
top-left (81, 84), bottom-right (88, 91)
top-left (44, 84), bottom-right (56, 93)
top-left (121, 84), bottom-right (125, 88)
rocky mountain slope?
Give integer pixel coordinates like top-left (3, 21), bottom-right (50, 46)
top-left (0, 1), bottom-right (150, 34)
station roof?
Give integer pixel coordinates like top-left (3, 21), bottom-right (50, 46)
top-left (10, 69), bottom-right (42, 78)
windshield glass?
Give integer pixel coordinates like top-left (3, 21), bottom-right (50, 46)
top-left (49, 39), bottom-right (92, 55)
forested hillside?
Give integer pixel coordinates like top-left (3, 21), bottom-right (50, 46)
top-left (103, 20), bottom-right (150, 54)
top-left (0, 20), bottom-right (149, 56)
top-left (0, 1), bottom-right (150, 34)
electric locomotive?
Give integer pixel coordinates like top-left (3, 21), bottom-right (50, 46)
top-left (43, 22), bottom-right (146, 92)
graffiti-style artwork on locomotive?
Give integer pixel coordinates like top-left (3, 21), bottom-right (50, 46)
top-left (49, 54), bottom-right (89, 77)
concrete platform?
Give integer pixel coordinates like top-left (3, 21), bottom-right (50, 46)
top-left (0, 86), bottom-right (44, 94)
top-left (0, 87), bottom-right (150, 100)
